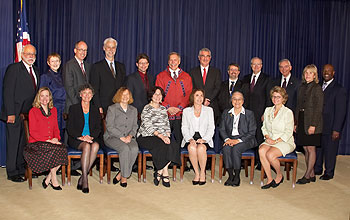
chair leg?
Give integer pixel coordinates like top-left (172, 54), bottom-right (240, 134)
top-left (260, 165), bottom-right (265, 186)
top-left (250, 157), bottom-right (254, 184)
top-left (67, 157), bottom-right (71, 186)
top-left (180, 154), bottom-right (185, 182)
top-left (286, 162), bottom-right (291, 180)
top-left (99, 155), bottom-right (104, 184)
top-left (292, 160), bottom-right (298, 188)
top-left (211, 155), bottom-right (215, 183)
top-left (142, 154), bottom-right (147, 183)
top-left (107, 156), bottom-right (111, 184)
top-left (27, 167), bottom-right (32, 190)
top-left (173, 165), bottom-right (176, 181)
top-left (219, 154), bottom-right (223, 183)
top-left (244, 159), bottom-right (248, 177)
top-left (61, 165), bottom-right (66, 186)
top-left (137, 152), bottom-right (142, 182)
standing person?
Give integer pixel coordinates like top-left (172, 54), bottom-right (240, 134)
top-left (1, 44), bottom-right (40, 182)
top-left (67, 84), bottom-right (102, 193)
top-left (295, 64), bottom-right (324, 184)
top-left (90, 37), bottom-right (126, 114)
top-left (137, 87), bottom-right (181, 188)
top-left (181, 89), bottom-right (215, 185)
top-left (315, 64), bottom-right (347, 180)
top-left (218, 63), bottom-right (243, 114)
top-left (155, 52), bottom-right (192, 148)
top-left (189, 48), bottom-right (221, 122)
top-left (24, 87), bottom-right (67, 190)
top-left (104, 87), bottom-right (139, 188)
top-left (40, 53), bottom-right (66, 138)
top-left (259, 86), bottom-right (296, 189)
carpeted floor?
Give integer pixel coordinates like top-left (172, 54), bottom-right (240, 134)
top-left (0, 153), bottom-right (349, 220)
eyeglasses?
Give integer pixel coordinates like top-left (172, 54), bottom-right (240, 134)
top-left (76, 48), bottom-right (88, 52)
top-left (199, 55), bottom-right (211, 58)
top-left (23, 52), bottom-right (36, 56)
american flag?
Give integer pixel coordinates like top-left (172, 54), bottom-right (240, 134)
top-left (15, 0), bottom-right (31, 63)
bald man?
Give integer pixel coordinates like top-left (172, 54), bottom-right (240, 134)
top-left (1, 44), bottom-right (40, 182)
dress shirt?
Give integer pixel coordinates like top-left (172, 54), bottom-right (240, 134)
top-left (105, 58), bottom-right (115, 73)
top-left (323, 78), bottom-right (334, 91)
top-left (74, 56), bottom-right (85, 72)
top-left (229, 79), bottom-right (237, 93)
top-left (170, 68), bottom-right (180, 79)
top-left (200, 65), bottom-right (209, 77)
top-left (251, 71), bottom-right (261, 84)
top-left (22, 61), bottom-right (38, 85)
top-left (225, 106), bottom-right (245, 142)
top-left (280, 73), bottom-right (291, 87)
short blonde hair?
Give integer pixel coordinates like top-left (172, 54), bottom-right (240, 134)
top-left (32, 87), bottom-right (54, 109)
top-left (270, 86), bottom-right (288, 105)
top-left (302, 64), bottom-right (319, 83)
top-left (112, 87), bottom-right (134, 104)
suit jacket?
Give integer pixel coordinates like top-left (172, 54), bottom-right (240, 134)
top-left (126, 71), bottom-right (154, 113)
top-left (90, 59), bottom-right (126, 113)
top-left (271, 75), bottom-right (301, 112)
top-left (104, 103), bottom-right (138, 140)
top-left (63, 58), bottom-right (90, 112)
top-left (66, 103), bottom-right (102, 145)
top-left (321, 80), bottom-right (347, 135)
top-left (181, 105), bottom-right (215, 148)
top-left (1, 61), bottom-right (40, 120)
top-left (219, 108), bottom-right (257, 147)
top-left (217, 79), bottom-right (243, 114)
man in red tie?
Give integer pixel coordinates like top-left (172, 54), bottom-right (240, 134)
top-left (1, 44), bottom-right (40, 182)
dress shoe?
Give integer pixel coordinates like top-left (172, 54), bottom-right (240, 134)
top-left (42, 178), bottom-right (49, 189)
top-left (113, 171), bottom-right (121, 185)
top-left (224, 179), bottom-right (233, 186)
top-left (192, 180), bottom-right (200, 185)
top-left (261, 180), bottom-right (276, 189)
top-left (310, 176), bottom-right (316, 182)
top-left (199, 181), bottom-right (206, 186)
top-left (296, 176), bottom-right (310, 184)
top-left (273, 176), bottom-right (284, 188)
top-left (120, 182), bottom-right (127, 188)
top-left (8, 176), bottom-right (25, 183)
top-left (50, 183), bottom-right (62, 190)
top-left (162, 176), bottom-right (170, 187)
top-left (153, 171), bottom-right (161, 186)
top-left (320, 174), bottom-right (333, 181)
top-left (82, 187), bottom-right (89, 193)
top-left (232, 178), bottom-right (240, 187)
top-left (70, 170), bottom-right (81, 176)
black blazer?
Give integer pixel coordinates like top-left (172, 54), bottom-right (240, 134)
top-left (217, 79), bottom-right (243, 114)
top-left (90, 59), bottom-right (126, 112)
top-left (219, 108), bottom-right (257, 148)
top-left (126, 71), bottom-right (154, 113)
top-left (321, 80), bottom-right (347, 135)
top-left (1, 61), bottom-right (40, 120)
top-left (271, 75), bottom-right (301, 112)
top-left (67, 103), bottom-right (102, 147)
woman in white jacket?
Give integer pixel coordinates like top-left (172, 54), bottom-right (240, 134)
top-left (181, 89), bottom-right (215, 185)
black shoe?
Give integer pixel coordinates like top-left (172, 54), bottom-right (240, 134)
top-left (199, 181), bottom-right (206, 186)
top-left (184, 165), bottom-right (191, 172)
top-left (50, 183), bottom-right (62, 190)
top-left (113, 171), bottom-right (121, 185)
top-left (310, 176), bottom-right (316, 182)
top-left (42, 178), bottom-right (49, 189)
top-left (261, 180), bottom-right (276, 189)
top-left (120, 182), bottom-right (127, 188)
top-left (8, 175), bottom-right (25, 183)
top-left (319, 174), bottom-right (333, 181)
top-left (153, 171), bottom-right (161, 186)
top-left (224, 178), bottom-right (233, 186)
top-left (273, 176), bottom-right (284, 188)
top-left (82, 187), bottom-right (89, 193)
top-left (111, 165), bottom-right (119, 172)
top-left (192, 180), bottom-right (199, 185)
top-left (296, 176), bottom-right (310, 184)
top-left (162, 176), bottom-right (170, 187)
top-left (232, 178), bottom-right (240, 187)
top-left (71, 170), bottom-right (81, 176)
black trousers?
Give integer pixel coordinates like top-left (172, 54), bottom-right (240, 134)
top-left (6, 116), bottom-right (26, 177)
top-left (170, 119), bottom-right (183, 148)
top-left (222, 142), bottom-right (253, 170)
top-left (315, 134), bottom-right (340, 177)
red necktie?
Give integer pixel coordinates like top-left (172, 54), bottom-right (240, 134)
top-left (29, 67), bottom-right (36, 90)
top-left (203, 68), bottom-right (207, 85)
top-left (250, 75), bottom-right (256, 93)
top-left (80, 62), bottom-right (86, 77)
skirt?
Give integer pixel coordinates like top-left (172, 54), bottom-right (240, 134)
top-left (297, 111), bottom-right (321, 147)
top-left (24, 141), bottom-right (68, 174)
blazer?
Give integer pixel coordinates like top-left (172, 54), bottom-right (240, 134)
top-left (63, 58), bottom-right (90, 112)
top-left (295, 81), bottom-right (324, 134)
top-left (181, 105), bottom-right (215, 148)
top-left (271, 75), bottom-right (301, 112)
top-left (219, 108), bottom-right (257, 148)
top-left (67, 103), bottom-right (102, 144)
top-left (126, 71), bottom-right (154, 113)
top-left (217, 79), bottom-right (243, 114)
top-left (104, 103), bottom-right (138, 140)
top-left (90, 59), bottom-right (126, 113)
top-left (261, 105), bottom-right (295, 147)
top-left (1, 61), bottom-right (40, 120)
top-left (321, 79), bottom-right (347, 135)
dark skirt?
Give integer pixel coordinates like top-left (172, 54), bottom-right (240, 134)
top-left (24, 141), bottom-right (68, 174)
top-left (297, 111), bottom-right (321, 147)
top-left (184, 132), bottom-right (209, 149)
top-left (68, 137), bottom-right (101, 149)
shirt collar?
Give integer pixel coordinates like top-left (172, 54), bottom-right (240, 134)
top-left (324, 78), bottom-right (334, 86)
top-left (74, 56), bottom-right (83, 65)
top-left (252, 71), bottom-right (261, 81)
top-left (228, 106), bottom-right (246, 115)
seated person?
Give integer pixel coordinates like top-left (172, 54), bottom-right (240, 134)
top-left (104, 87), bottom-right (139, 188)
top-left (219, 91), bottom-right (257, 187)
top-left (259, 86), bottom-right (296, 189)
top-left (24, 87), bottom-right (67, 190)
top-left (181, 89), bottom-right (215, 185)
top-left (67, 84), bottom-right (101, 194)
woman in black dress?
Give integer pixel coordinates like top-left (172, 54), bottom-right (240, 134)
top-left (295, 64), bottom-right (324, 184)
top-left (67, 84), bottom-right (101, 193)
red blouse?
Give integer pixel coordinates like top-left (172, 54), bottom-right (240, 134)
top-left (28, 107), bottom-right (61, 143)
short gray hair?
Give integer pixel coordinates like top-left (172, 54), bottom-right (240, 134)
top-left (250, 57), bottom-right (262, 65)
top-left (198, 48), bottom-right (211, 57)
top-left (278, 59), bottom-right (291, 66)
top-left (103, 37), bottom-right (118, 47)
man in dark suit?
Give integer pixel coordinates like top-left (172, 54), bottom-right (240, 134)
top-left (271, 59), bottom-right (301, 112)
top-left (189, 48), bottom-right (222, 123)
top-left (315, 64), bottom-right (347, 180)
top-left (126, 53), bottom-right (154, 115)
top-left (219, 91), bottom-right (257, 187)
top-left (218, 63), bottom-right (243, 114)
top-left (1, 44), bottom-right (40, 182)
top-left (241, 57), bottom-right (271, 169)
top-left (90, 37), bottom-right (126, 114)
top-left (63, 41), bottom-right (91, 113)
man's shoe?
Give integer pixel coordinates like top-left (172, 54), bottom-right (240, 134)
top-left (320, 174), bottom-right (333, 180)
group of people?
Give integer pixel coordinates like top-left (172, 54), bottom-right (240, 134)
top-left (1, 37), bottom-right (347, 193)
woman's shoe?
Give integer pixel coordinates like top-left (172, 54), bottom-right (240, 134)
top-left (120, 182), bottom-right (127, 188)
top-left (192, 180), bottom-right (199, 185)
top-left (199, 181), bottom-right (206, 186)
top-left (296, 176), bottom-right (310, 184)
top-left (82, 187), bottom-right (89, 193)
top-left (42, 178), bottom-right (49, 189)
top-left (50, 183), bottom-right (62, 191)
top-left (310, 176), bottom-right (316, 182)
top-left (261, 180), bottom-right (276, 189)
top-left (162, 176), bottom-right (170, 187)
top-left (273, 176), bottom-right (284, 188)
top-left (153, 171), bottom-right (161, 186)
top-left (113, 171), bottom-right (121, 185)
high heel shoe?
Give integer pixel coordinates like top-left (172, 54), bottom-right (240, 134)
top-left (82, 187), bottom-right (89, 193)
top-left (42, 178), bottom-right (49, 189)
top-left (120, 182), bottom-right (127, 188)
top-left (50, 182), bottom-right (62, 191)
top-left (310, 176), bottom-right (316, 182)
top-left (113, 171), bottom-right (121, 185)
top-left (273, 176), bottom-right (284, 188)
top-left (162, 176), bottom-right (170, 187)
top-left (192, 180), bottom-right (199, 185)
top-left (153, 171), bottom-right (161, 186)
top-left (261, 179), bottom-right (276, 189)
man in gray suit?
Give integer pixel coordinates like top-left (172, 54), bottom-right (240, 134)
top-left (63, 41), bottom-right (90, 113)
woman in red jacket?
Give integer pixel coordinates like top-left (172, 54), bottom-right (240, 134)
top-left (24, 87), bottom-right (67, 190)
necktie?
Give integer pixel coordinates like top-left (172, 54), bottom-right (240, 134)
top-left (80, 62), bottom-right (86, 77)
top-left (110, 62), bottom-right (116, 78)
top-left (229, 81), bottom-right (235, 94)
top-left (173, 72), bottom-right (177, 81)
top-left (322, 82), bottom-right (327, 91)
top-left (282, 78), bottom-right (287, 89)
top-left (29, 67), bottom-right (36, 90)
top-left (250, 75), bottom-right (256, 93)
top-left (202, 68), bottom-right (207, 85)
